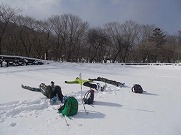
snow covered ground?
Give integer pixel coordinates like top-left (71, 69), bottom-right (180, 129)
top-left (0, 61), bottom-right (181, 135)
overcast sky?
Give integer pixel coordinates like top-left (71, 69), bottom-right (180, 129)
top-left (1, 0), bottom-right (181, 34)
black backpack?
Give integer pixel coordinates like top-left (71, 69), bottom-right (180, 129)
top-left (132, 84), bottom-right (143, 93)
top-left (83, 89), bottom-right (94, 105)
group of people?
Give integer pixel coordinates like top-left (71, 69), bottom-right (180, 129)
top-left (23, 77), bottom-right (142, 117)
top-left (30, 77), bottom-right (142, 105)
top-left (24, 77), bottom-right (102, 105)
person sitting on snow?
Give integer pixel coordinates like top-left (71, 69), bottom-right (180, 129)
top-left (65, 77), bottom-right (102, 91)
top-left (21, 81), bottom-right (64, 103)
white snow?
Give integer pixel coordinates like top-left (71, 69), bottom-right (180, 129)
top-left (0, 62), bottom-right (181, 135)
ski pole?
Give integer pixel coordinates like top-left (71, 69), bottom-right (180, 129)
top-left (79, 73), bottom-right (82, 100)
top-left (79, 73), bottom-right (88, 114)
top-left (64, 116), bottom-right (70, 126)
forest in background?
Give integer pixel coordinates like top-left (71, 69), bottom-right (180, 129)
top-left (1, 3), bottom-right (181, 63)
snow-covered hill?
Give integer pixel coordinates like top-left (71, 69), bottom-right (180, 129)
top-left (0, 62), bottom-right (181, 135)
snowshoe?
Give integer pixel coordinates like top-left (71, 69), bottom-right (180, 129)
top-left (21, 84), bottom-right (40, 91)
top-left (39, 83), bottom-right (47, 93)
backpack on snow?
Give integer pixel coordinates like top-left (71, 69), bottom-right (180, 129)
top-left (58, 96), bottom-right (78, 116)
top-left (131, 84), bottom-right (143, 93)
top-left (83, 89), bottom-right (94, 105)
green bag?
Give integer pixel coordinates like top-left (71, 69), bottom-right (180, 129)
top-left (58, 96), bottom-right (78, 116)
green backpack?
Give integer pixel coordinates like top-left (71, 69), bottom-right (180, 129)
top-left (58, 96), bottom-right (78, 116)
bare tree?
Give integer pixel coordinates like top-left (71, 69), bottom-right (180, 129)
top-left (175, 31), bottom-right (181, 62)
top-left (86, 27), bottom-right (109, 63)
top-left (60, 14), bottom-right (88, 62)
top-left (119, 20), bottom-right (140, 62)
top-left (138, 24), bottom-right (156, 43)
top-left (3, 21), bottom-right (22, 55)
top-left (48, 14), bottom-right (88, 61)
top-left (134, 24), bottom-right (156, 62)
top-left (33, 20), bottom-right (53, 59)
top-left (161, 35), bottom-right (177, 62)
top-left (14, 15), bottom-right (37, 57)
top-left (0, 3), bottom-right (20, 54)
top-left (48, 15), bottom-right (62, 60)
top-left (148, 28), bottom-right (166, 62)
top-left (104, 22), bottom-right (123, 63)
top-left (104, 21), bottom-right (139, 63)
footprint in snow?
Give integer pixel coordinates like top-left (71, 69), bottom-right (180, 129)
top-left (10, 122), bottom-right (16, 127)
top-left (0, 98), bottom-right (49, 122)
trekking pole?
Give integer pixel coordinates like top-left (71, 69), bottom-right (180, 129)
top-left (79, 73), bottom-right (83, 100)
top-left (64, 116), bottom-right (70, 126)
top-left (79, 73), bottom-right (88, 114)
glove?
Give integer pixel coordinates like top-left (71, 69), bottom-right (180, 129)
top-left (65, 81), bottom-right (67, 83)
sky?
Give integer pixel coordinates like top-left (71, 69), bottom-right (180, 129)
top-left (0, 0), bottom-right (181, 34)
top-left (0, 61), bottom-right (181, 135)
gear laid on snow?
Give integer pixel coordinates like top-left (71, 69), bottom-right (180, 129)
top-left (101, 83), bottom-right (107, 91)
top-left (83, 89), bottom-right (95, 105)
top-left (131, 84), bottom-right (143, 93)
top-left (89, 77), bottom-right (125, 87)
top-left (58, 96), bottom-right (78, 117)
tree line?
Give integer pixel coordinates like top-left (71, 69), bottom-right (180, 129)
top-left (0, 3), bottom-right (181, 63)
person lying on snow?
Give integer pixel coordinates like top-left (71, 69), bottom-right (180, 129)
top-left (21, 81), bottom-right (64, 104)
top-left (65, 77), bottom-right (103, 91)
